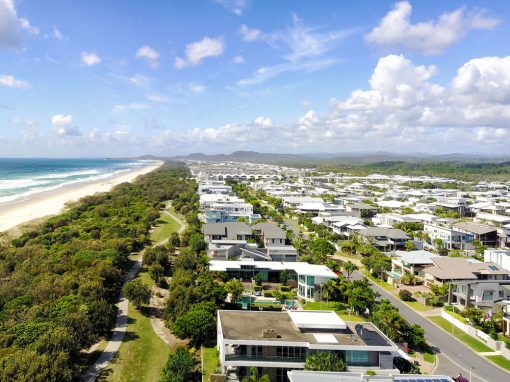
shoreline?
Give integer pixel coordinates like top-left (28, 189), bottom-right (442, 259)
top-left (0, 161), bottom-right (164, 233)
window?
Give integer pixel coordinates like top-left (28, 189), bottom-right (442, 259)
top-left (345, 350), bottom-right (370, 366)
top-left (482, 290), bottom-right (494, 301)
top-left (306, 276), bottom-right (315, 286)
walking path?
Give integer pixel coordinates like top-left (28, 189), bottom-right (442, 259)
top-left (82, 255), bottom-right (142, 382)
top-left (82, 203), bottom-right (185, 381)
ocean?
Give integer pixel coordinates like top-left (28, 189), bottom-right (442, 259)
top-left (0, 158), bottom-right (154, 205)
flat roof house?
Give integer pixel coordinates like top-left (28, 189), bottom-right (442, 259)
top-left (217, 310), bottom-right (399, 382)
top-left (210, 260), bottom-right (337, 301)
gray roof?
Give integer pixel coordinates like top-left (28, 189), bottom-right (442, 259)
top-left (252, 222), bottom-right (287, 239)
top-left (203, 222), bottom-right (251, 239)
top-left (422, 257), bottom-right (509, 280)
top-left (453, 221), bottom-right (497, 235)
top-left (346, 203), bottom-right (378, 210)
top-left (360, 227), bottom-right (410, 240)
top-left (218, 310), bottom-right (393, 347)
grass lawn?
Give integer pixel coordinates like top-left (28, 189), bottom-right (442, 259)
top-left (429, 316), bottom-right (493, 353)
top-left (486, 355), bottom-right (510, 372)
top-left (105, 304), bottom-right (171, 382)
top-left (303, 301), bottom-right (366, 322)
top-left (150, 209), bottom-right (181, 243)
top-left (364, 272), bottom-right (397, 291)
top-left (423, 352), bottom-right (436, 363)
top-left (444, 308), bottom-right (467, 323)
top-left (405, 300), bottom-right (434, 312)
top-left (202, 344), bottom-right (220, 381)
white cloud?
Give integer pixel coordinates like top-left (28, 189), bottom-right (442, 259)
top-left (80, 52), bottom-right (101, 66)
top-left (365, 1), bottom-right (499, 54)
top-left (239, 24), bottom-right (262, 42)
top-left (161, 54), bottom-right (510, 153)
top-left (233, 55), bottom-right (245, 64)
top-left (0, 74), bottom-right (30, 88)
top-left (52, 25), bottom-right (66, 40)
top-left (113, 102), bottom-right (148, 113)
top-left (214, 0), bottom-right (250, 16)
top-left (51, 114), bottom-right (82, 137)
top-left (136, 45), bottom-right (160, 68)
top-left (188, 83), bottom-right (207, 95)
top-left (0, 0), bottom-right (35, 46)
top-left (19, 17), bottom-right (39, 35)
top-left (51, 114), bottom-right (73, 127)
top-left (254, 116), bottom-right (272, 128)
top-left (174, 36), bottom-right (225, 69)
top-left (239, 15), bottom-right (351, 85)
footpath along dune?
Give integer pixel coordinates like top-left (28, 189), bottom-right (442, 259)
top-left (0, 161), bottom-right (163, 233)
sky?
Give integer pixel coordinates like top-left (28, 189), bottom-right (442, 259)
top-left (1, 0), bottom-right (510, 157)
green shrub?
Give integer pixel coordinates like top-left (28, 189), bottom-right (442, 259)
top-left (263, 291), bottom-right (273, 298)
top-left (399, 289), bottom-right (414, 302)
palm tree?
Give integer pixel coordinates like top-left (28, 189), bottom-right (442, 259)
top-left (343, 261), bottom-right (359, 280)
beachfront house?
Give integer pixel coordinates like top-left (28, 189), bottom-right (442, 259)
top-left (217, 310), bottom-right (399, 382)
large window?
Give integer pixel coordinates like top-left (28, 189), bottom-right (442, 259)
top-left (345, 350), bottom-right (370, 366)
top-left (276, 346), bottom-right (307, 360)
top-left (306, 275), bottom-right (315, 286)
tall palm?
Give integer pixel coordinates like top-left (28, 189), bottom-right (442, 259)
top-left (242, 367), bottom-right (270, 382)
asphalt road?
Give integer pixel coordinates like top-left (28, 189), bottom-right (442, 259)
top-left (361, 272), bottom-right (509, 382)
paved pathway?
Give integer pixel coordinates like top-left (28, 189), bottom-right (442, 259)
top-left (82, 257), bottom-right (142, 382)
top-left (361, 271), bottom-right (510, 382)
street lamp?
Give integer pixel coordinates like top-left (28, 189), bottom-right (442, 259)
top-left (470, 366), bottom-right (474, 382)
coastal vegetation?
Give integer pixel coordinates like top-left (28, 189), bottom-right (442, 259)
top-left (0, 162), bottom-right (197, 381)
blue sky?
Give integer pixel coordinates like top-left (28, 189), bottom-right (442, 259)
top-left (1, 0), bottom-right (509, 157)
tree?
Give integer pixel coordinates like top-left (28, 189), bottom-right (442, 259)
top-left (242, 367), bottom-right (270, 382)
top-left (400, 273), bottom-right (417, 286)
top-left (172, 308), bottom-right (216, 345)
top-left (149, 262), bottom-right (165, 286)
top-left (159, 347), bottom-right (197, 382)
top-left (189, 233), bottom-right (206, 254)
top-left (123, 279), bottom-right (151, 309)
top-left (399, 289), bottom-right (414, 302)
top-left (279, 270), bottom-right (289, 285)
top-left (343, 261), bottom-right (358, 280)
top-left (404, 241), bottom-right (417, 251)
top-left (304, 352), bottom-right (347, 372)
top-left (225, 279), bottom-right (244, 303)
top-left (310, 238), bottom-right (336, 263)
top-left (169, 232), bottom-right (181, 247)
top-left (433, 238), bottom-right (443, 251)
top-left (349, 280), bottom-right (376, 315)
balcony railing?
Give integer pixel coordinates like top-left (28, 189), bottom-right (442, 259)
top-left (225, 354), bottom-right (306, 363)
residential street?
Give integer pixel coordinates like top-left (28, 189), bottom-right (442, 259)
top-left (362, 272), bottom-right (510, 382)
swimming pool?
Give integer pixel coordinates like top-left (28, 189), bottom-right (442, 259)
top-left (237, 296), bottom-right (298, 310)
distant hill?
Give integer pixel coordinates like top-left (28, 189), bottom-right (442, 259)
top-left (169, 150), bottom-right (510, 166)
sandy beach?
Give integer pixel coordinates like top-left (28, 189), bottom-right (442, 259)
top-left (0, 161), bottom-right (163, 233)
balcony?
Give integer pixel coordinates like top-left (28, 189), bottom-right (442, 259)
top-left (224, 354), bottom-right (306, 363)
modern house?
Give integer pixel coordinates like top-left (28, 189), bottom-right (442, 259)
top-left (372, 213), bottom-right (420, 228)
top-left (209, 260), bottom-right (337, 301)
top-left (453, 221), bottom-right (498, 247)
top-left (449, 279), bottom-right (510, 311)
top-left (204, 222), bottom-right (252, 243)
top-left (423, 223), bottom-right (474, 250)
top-left (422, 257), bottom-right (510, 288)
top-left (217, 310), bottom-right (399, 382)
top-left (388, 250), bottom-right (439, 285)
top-left (359, 227), bottom-right (411, 252)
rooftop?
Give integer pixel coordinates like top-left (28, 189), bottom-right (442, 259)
top-left (218, 310), bottom-right (396, 348)
top-left (287, 371), bottom-right (454, 382)
top-left (209, 260), bottom-right (338, 278)
top-left (453, 221), bottom-right (497, 235)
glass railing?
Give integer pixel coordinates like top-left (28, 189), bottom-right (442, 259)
top-left (225, 354), bottom-right (306, 363)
